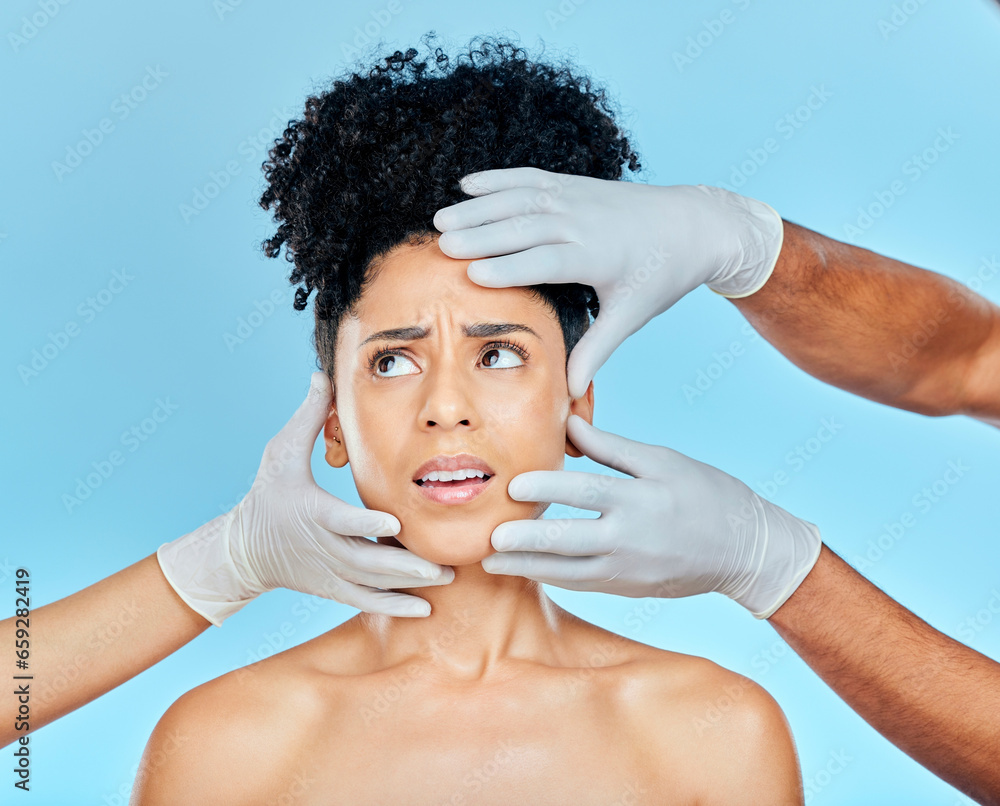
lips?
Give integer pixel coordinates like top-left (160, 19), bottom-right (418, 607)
top-left (412, 453), bottom-right (495, 505)
top-left (412, 453), bottom-right (495, 484)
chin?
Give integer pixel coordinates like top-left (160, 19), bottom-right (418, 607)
top-left (394, 524), bottom-right (497, 567)
top-left (366, 492), bottom-right (549, 566)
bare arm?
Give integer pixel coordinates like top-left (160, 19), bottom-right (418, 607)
top-left (732, 221), bottom-right (1000, 426)
top-left (769, 545), bottom-right (1000, 804)
top-left (0, 553), bottom-right (209, 748)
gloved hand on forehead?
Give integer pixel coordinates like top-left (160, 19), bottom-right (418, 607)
top-left (433, 167), bottom-right (783, 399)
top-left (484, 415), bottom-right (822, 619)
top-left (157, 372), bottom-right (453, 625)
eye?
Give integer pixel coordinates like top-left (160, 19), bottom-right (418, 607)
top-left (479, 340), bottom-right (528, 369)
top-left (372, 351), bottom-right (419, 377)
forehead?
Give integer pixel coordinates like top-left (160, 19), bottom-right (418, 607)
top-left (340, 237), bottom-right (561, 343)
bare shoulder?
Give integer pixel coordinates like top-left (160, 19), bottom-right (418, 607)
top-left (618, 645), bottom-right (803, 804)
top-left (130, 648), bottom-right (342, 805)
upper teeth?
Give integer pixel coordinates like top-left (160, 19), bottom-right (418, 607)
top-left (420, 468), bottom-right (489, 482)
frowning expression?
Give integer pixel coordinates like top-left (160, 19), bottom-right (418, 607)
top-left (324, 234), bottom-right (594, 566)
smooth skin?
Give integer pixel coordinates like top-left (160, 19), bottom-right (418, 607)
top-left (131, 235), bottom-right (802, 805)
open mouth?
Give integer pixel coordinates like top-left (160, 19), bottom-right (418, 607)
top-left (415, 471), bottom-right (493, 488)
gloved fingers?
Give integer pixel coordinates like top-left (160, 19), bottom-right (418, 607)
top-left (320, 533), bottom-right (456, 585)
top-left (434, 185), bottom-right (553, 235)
top-left (565, 309), bottom-right (640, 400)
top-left (564, 415), bottom-right (654, 479)
top-left (258, 371), bottom-right (332, 480)
top-left (465, 242), bottom-right (591, 290)
top-left (306, 496), bottom-right (450, 580)
top-left (490, 517), bottom-right (611, 556)
top-left (481, 551), bottom-right (612, 590)
top-left (310, 492), bottom-right (401, 538)
top-left (458, 166), bottom-right (569, 196)
top-left (437, 211), bottom-right (570, 262)
top-left (309, 576), bottom-right (432, 617)
top-left (353, 590), bottom-right (432, 618)
top-left (507, 469), bottom-right (624, 511)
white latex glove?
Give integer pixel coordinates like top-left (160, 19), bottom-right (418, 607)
top-left (157, 372), bottom-right (454, 626)
top-left (432, 167), bottom-right (784, 399)
top-left (483, 415), bottom-right (821, 619)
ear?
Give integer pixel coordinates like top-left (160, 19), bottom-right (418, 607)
top-left (565, 381), bottom-right (595, 458)
top-left (323, 398), bottom-right (349, 468)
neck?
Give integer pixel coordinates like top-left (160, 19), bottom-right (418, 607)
top-left (356, 554), bottom-right (570, 682)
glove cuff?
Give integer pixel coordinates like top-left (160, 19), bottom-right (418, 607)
top-left (735, 497), bottom-right (823, 619)
top-left (705, 193), bottom-right (784, 299)
top-left (156, 509), bottom-right (258, 627)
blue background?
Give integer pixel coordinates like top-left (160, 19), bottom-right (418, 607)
top-left (3, 0), bottom-right (999, 802)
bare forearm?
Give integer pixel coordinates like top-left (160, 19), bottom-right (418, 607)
top-left (733, 221), bottom-right (1000, 425)
top-left (1, 553), bottom-right (209, 747)
top-left (769, 545), bottom-right (1000, 804)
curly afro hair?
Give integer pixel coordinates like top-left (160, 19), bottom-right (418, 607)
top-left (258, 31), bottom-right (642, 378)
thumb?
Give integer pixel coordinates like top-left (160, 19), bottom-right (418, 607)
top-left (277, 371), bottom-right (333, 455)
top-left (565, 415), bottom-right (648, 478)
top-left (566, 310), bottom-right (633, 399)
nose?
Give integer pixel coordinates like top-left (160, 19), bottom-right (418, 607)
top-left (417, 355), bottom-right (477, 432)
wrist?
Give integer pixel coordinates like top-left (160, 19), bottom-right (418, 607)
top-left (703, 189), bottom-right (784, 299)
top-left (733, 496), bottom-right (823, 619)
top-left (156, 509), bottom-right (258, 627)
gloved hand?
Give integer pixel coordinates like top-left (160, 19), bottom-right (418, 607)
top-left (483, 415), bottom-right (821, 619)
top-left (433, 167), bottom-right (784, 399)
top-left (157, 372), bottom-right (454, 626)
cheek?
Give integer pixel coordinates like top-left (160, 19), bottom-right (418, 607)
top-left (338, 397), bottom-right (399, 510)
top-left (500, 384), bottom-right (571, 463)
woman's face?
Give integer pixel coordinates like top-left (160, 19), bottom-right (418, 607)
top-left (324, 235), bottom-right (594, 567)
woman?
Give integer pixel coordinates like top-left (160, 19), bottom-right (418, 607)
top-left (132, 34), bottom-right (802, 804)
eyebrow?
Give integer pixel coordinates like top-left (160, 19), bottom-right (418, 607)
top-left (358, 322), bottom-right (541, 350)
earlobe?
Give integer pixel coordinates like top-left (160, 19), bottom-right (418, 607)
top-left (323, 406), bottom-right (349, 468)
top-left (565, 380), bottom-right (595, 459)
